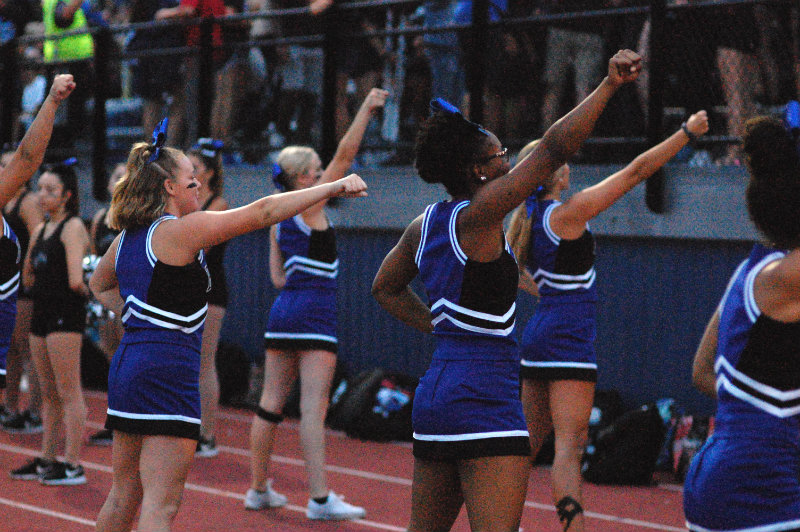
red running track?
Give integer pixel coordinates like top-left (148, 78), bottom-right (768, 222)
top-left (0, 391), bottom-right (687, 532)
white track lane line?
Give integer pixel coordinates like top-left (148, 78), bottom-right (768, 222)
top-left (0, 496), bottom-right (96, 527)
top-left (0, 441), bottom-right (683, 532)
top-left (0, 442), bottom-right (403, 532)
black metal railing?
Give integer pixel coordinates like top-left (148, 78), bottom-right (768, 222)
top-left (2, 0), bottom-right (796, 210)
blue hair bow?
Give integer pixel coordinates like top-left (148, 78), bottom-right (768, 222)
top-left (429, 98), bottom-right (489, 137)
top-left (430, 97), bottom-right (461, 116)
top-left (271, 162), bottom-right (285, 191)
top-left (193, 138), bottom-right (224, 159)
top-left (784, 101), bottom-right (800, 139)
top-left (148, 118), bottom-right (169, 163)
top-left (62, 157), bottom-right (78, 167)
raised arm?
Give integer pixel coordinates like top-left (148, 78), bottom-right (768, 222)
top-left (320, 88), bottom-right (388, 185)
top-left (0, 75), bottom-right (75, 207)
top-left (463, 50), bottom-right (642, 230)
top-left (156, 174), bottom-right (368, 264)
top-left (371, 216), bottom-right (434, 334)
top-left (552, 110), bottom-right (709, 236)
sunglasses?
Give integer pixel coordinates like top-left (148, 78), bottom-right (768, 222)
top-left (479, 147), bottom-right (509, 164)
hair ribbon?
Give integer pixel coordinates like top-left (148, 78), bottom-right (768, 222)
top-left (429, 98), bottom-right (489, 137)
top-left (271, 162), bottom-right (285, 191)
top-left (148, 118), bottom-right (169, 163)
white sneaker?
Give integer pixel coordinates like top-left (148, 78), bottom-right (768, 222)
top-left (306, 491), bottom-right (365, 520)
top-left (244, 480), bottom-right (288, 510)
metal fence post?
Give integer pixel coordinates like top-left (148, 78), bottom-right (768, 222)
top-left (321, 5), bottom-right (338, 164)
top-left (645, 0), bottom-right (666, 213)
top-left (198, 16), bottom-right (214, 139)
top-left (0, 40), bottom-right (18, 146)
top-left (468, 0), bottom-right (489, 124)
top-left (92, 27), bottom-right (111, 201)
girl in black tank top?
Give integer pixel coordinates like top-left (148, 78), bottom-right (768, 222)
top-left (21, 160), bottom-right (91, 485)
top-left (187, 140), bottom-right (229, 456)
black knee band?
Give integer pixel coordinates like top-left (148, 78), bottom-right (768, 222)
top-left (256, 407), bottom-right (284, 424)
top-left (556, 496), bottom-right (583, 532)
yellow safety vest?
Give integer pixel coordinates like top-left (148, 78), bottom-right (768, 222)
top-left (42, 0), bottom-right (94, 62)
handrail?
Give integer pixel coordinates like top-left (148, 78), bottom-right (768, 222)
top-left (4, 0), bottom-right (794, 210)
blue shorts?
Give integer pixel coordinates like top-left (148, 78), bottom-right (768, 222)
top-left (520, 298), bottom-right (597, 382)
top-left (684, 435), bottom-right (800, 531)
top-left (265, 288), bottom-right (337, 353)
top-left (105, 339), bottom-right (201, 440)
top-left (412, 358), bottom-right (530, 462)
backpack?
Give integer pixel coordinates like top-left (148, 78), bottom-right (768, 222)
top-left (672, 414), bottom-right (714, 482)
top-left (326, 368), bottom-right (417, 442)
top-left (582, 403), bottom-right (666, 485)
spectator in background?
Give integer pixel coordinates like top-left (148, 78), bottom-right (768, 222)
top-left (0, 0), bottom-right (40, 144)
top-left (187, 138), bottom-right (228, 457)
top-left (155, 0), bottom-right (240, 147)
top-left (209, 0), bottom-right (251, 152)
top-left (269, 0), bottom-right (332, 146)
top-left (14, 47), bottom-right (48, 143)
top-left (707, 1), bottom-right (759, 166)
top-left (42, 0), bottom-right (102, 137)
top-left (128, 0), bottom-right (187, 148)
top-left (0, 143), bottom-right (44, 434)
top-left (539, 0), bottom-right (608, 131)
top-left (455, 0), bottom-right (538, 140)
top-left (333, 2), bottom-right (386, 141)
top-left (418, 0), bottom-right (465, 110)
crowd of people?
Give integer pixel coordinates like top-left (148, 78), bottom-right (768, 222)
top-left (1, 0), bottom-right (799, 165)
top-left (0, 11), bottom-right (799, 532)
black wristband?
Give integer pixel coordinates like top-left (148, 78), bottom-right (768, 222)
top-left (681, 122), bottom-right (697, 144)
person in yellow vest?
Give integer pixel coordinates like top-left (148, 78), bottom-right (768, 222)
top-left (41, 0), bottom-right (97, 137)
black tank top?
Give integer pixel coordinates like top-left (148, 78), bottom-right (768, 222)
top-left (93, 207), bottom-right (120, 257)
top-left (202, 194), bottom-right (228, 306)
top-left (4, 190), bottom-right (31, 258)
top-left (29, 216), bottom-right (85, 304)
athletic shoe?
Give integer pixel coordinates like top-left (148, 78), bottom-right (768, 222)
top-left (0, 405), bottom-right (10, 424)
top-left (195, 436), bottom-right (219, 458)
top-left (40, 462), bottom-right (86, 486)
top-left (10, 457), bottom-right (52, 480)
top-left (2, 410), bottom-right (43, 434)
top-left (306, 492), bottom-right (366, 520)
top-left (244, 480), bottom-right (288, 510)
top-left (88, 429), bottom-right (113, 446)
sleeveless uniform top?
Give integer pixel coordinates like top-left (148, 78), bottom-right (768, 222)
top-left (201, 195), bottom-right (228, 306)
top-left (276, 214), bottom-right (337, 291)
top-left (0, 216), bottom-right (21, 305)
top-left (3, 191), bottom-right (32, 260)
top-left (115, 215), bottom-right (209, 349)
top-left (93, 208), bottom-right (120, 257)
top-left (525, 197), bottom-right (597, 302)
top-left (29, 216), bottom-right (84, 306)
top-left (0, 216), bottom-right (20, 380)
top-left (714, 244), bottom-right (800, 440)
top-left (415, 200), bottom-right (518, 360)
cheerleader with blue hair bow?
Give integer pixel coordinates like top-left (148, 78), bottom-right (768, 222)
top-left (506, 109), bottom-right (708, 532)
top-left (372, 50), bottom-right (641, 532)
top-left (246, 87), bottom-right (387, 520)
